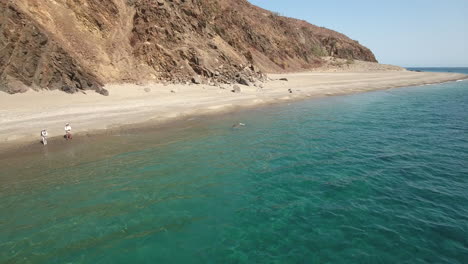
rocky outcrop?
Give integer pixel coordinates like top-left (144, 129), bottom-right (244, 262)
top-left (0, 1), bottom-right (104, 94)
top-left (0, 0), bottom-right (378, 94)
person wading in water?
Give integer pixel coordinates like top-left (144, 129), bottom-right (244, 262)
top-left (41, 129), bottom-right (48, 145)
top-left (64, 123), bottom-right (72, 140)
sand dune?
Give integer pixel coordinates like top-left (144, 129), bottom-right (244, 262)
top-left (0, 71), bottom-right (466, 151)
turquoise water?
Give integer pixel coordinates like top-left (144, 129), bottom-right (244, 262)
top-left (1, 70), bottom-right (468, 263)
top-left (407, 67), bottom-right (468, 74)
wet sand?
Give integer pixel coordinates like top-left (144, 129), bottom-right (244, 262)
top-left (0, 71), bottom-right (466, 152)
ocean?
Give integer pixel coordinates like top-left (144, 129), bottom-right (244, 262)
top-left (0, 68), bottom-right (467, 263)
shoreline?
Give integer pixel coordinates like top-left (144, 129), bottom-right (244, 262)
top-left (0, 71), bottom-right (467, 154)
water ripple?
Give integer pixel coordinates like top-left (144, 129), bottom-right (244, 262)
top-left (1, 80), bottom-right (468, 263)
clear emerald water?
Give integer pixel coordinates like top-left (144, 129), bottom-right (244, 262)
top-left (1, 68), bottom-right (467, 263)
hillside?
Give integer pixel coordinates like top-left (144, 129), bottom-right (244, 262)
top-left (0, 0), bottom-right (377, 94)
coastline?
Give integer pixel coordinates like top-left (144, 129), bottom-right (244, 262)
top-left (0, 71), bottom-right (467, 153)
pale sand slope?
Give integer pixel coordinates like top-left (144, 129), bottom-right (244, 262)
top-left (0, 71), bottom-right (466, 150)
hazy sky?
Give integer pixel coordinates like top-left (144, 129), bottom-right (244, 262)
top-left (248, 0), bottom-right (468, 67)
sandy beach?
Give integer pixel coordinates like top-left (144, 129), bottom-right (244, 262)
top-left (0, 70), bottom-right (466, 151)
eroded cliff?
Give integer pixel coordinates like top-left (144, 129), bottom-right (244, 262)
top-left (0, 0), bottom-right (377, 94)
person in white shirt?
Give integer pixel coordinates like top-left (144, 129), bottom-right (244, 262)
top-left (64, 123), bottom-right (72, 140)
top-left (41, 129), bottom-right (48, 145)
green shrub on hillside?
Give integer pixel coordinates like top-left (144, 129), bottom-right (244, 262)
top-left (311, 45), bottom-right (327, 57)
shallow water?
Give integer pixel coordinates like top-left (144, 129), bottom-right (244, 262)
top-left (1, 71), bottom-right (468, 263)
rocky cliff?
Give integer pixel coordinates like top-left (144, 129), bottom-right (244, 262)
top-left (0, 0), bottom-right (377, 94)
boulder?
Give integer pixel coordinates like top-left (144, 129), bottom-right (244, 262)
top-left (279, 78), bottom-right (288, 81)
top-left (98, 88), bottom-right (109, 96)
top-left (232, 85), bottom-right (241, 93)
top-left (1, 76), bottom-right (29, 93)
top-left (191, 76), bottom-right (202, 84)
top-left (237, 76), bottom-right (251, 86)
top-left (62, 86), bottom-right (77, 94)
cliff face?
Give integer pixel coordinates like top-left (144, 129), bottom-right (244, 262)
top-left (0, 0), bottom-right (377, 94)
